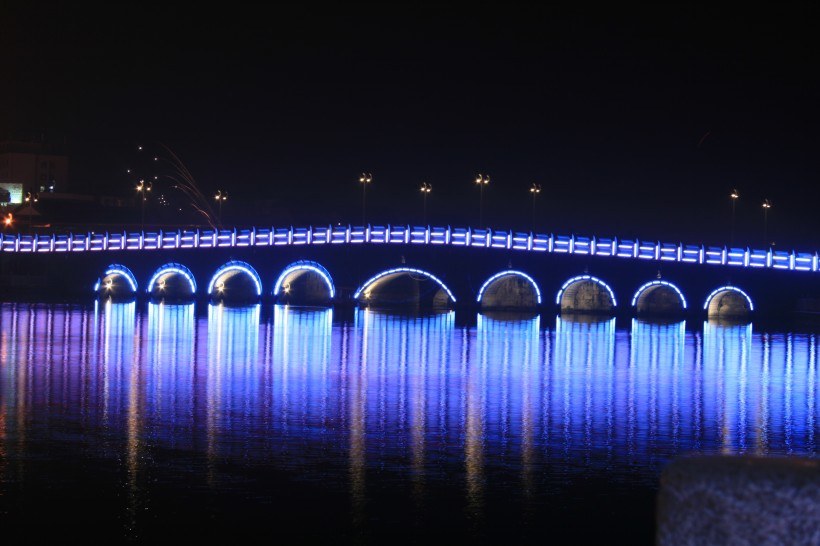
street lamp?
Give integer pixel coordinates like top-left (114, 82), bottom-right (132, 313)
top-left (24, 192), bottom-right (38, 233)
top-left (420, 182), bottom-right (432, 224)
top-left (214, 190), bottom-right (228, 228)
top-left (475, 173), bottom-right (490, 226)
top-left (529, 183), bottom-right (541, 232)
top-left (359, 172), bottom-right (373, 225)
top-left (730, 188), bottom-right (739, 246)
top-left (762, 198), bottom-right (772, 247)
top-left (136, 179), bottom-right (152, 231)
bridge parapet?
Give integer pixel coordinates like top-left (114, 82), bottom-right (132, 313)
top-left (2, 224), bottom-right (819, 275)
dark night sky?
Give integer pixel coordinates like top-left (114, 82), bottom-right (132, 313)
top-left (4, 4), bottom-right (820, 248)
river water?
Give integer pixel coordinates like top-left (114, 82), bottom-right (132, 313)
top-left (1, 301), bottom-right (818, 544)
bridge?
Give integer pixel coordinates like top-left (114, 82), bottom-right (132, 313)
top-left (2, 224), bottom-right (819, 318)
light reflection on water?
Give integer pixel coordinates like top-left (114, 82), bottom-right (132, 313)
top-left (0, 302), bottom-right (819, 542)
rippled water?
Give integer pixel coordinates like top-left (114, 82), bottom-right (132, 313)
top-left (1, 302), bottom-right (818, 544)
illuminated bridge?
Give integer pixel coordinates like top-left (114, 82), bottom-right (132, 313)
top-left (2, 224), bottom-right (820, 318)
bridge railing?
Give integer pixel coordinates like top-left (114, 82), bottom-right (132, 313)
top-left (2, 225), bottom-right (819, 274)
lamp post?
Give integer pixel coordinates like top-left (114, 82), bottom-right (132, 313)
top-left (730, 188), bottom-right (739, 246)
top-left (24, 192), bottom-right (38, 233)
top-left (762, 198), bottom-right (772, 247)
top-left (136, 180), bottom-right (151, 231)
top-left (529, 183), bottom-right (541, 232)
top-left (475, 173), bottom-right (490, 226)
top-left (420, 182), bottom-right (432, 224)
top-left (214, 190), bottom-right (228, 228)
top-left (359, 172), bottom-right (372, 225)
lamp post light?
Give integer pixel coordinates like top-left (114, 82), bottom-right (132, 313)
top-left (136, 180), bottom-right (152, 231)
top-left (529, 183), bottom-right (541, 232)
top-left (24, 192), bottom-right (38, 233)
top-left (214, 190), bottom-right (228, 228)
top-left (475, 173), bottom-right (490, 226)
top-left (359, 172), bottom-right (373, 226)
top-left (730, 188), bottom-right (739, 246)
top-left (762, 198), bottom-right (772, 247)
top-left (420, 182), bottom-right (432, 224)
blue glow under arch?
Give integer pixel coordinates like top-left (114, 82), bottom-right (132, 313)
top-left (94, 264), bottom-right (138, 292)
top-left (273, 261), bottom-right (336, 299)
top-left (476, 270), bottom-right (542, 304)
top-left (146, 263), bottom-right (197, 294)
top-left (703, 285), bottom-right (754, 312)
top-left (630, 280), bottom-right (687, 309)
top-left (555, 275), bottom-right (617, 307)
top-left (208, 260), bottom-right (262, 296)
top-left (353, 267), bottom-right (457, 303)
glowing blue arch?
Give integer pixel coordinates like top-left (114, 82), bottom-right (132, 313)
top-left (631, 280), bottom-right (687, 309)
top-left (703, 286), bottom-right (754, 312)
top-left (555, 275), bottom-right (617, 307)
top-left (146, 263), bottom-right (197, 294)
top-left (273, 261), bottom-right (336, 299)
top-left (208, 260), bottom-right (262, 296)
top-left (476, 270), bottom-right (542, 304)
top-left (353, 267), bottom-right (457, 303)
top-left (93, 264), bottom-right (138, 292)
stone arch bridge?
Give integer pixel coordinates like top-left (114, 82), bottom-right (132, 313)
top-left (2, 224), bottom-right (820, 319)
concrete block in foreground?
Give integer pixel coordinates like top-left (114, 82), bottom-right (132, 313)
top-left (657, 455), bottom-right (820, 546)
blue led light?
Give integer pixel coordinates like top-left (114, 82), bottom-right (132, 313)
top-left (703, 285), bottom-right (754, 312)
top-left (476, 270), bottom-right (542, 304)
top-left (273, 261), bottom-right (336, 299)
top-left (146, 263), bottom-right (197, 294)
top-left (102, 264), bottom-right (138, 292)
top-left (630, 280), bottom-right (687, 309)
top-left (555, 275), bottom-right (617, 307)
top-left (353, 267), bottom-right (456, 302)
top-left (207, 261), bottom-right (263, 296)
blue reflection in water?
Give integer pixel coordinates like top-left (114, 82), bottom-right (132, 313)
top-left (1, 302), bottom-right (819, 542)
top-left (206, 303), bottom-right (260, 447)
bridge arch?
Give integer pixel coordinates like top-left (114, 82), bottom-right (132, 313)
top-left (354, 267), bottom-right (456, 308)
top-left (146, 263), bottom-right (197, 302)
top-left (273, 260), bottom-right (335, 305)
top-left (94, 264), bottom-right (138, 299)
top-left (703, 286), bottom-right (754, 318)
top-left (555, 275), bottom-right (617, 314)
top-left (208, 260), bottom-right (262, 304)
top-left (476, 270), bottom-right (541, 309)
top-left (631, 280), bottom-right (687, 315)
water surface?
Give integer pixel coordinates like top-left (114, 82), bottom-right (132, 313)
top-left (1, 302), bottom-right (818, 544)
